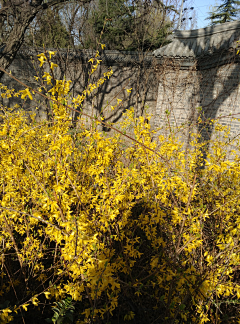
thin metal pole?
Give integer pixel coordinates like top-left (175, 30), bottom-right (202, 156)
top-left (176, 0), bottom-right (185, 30)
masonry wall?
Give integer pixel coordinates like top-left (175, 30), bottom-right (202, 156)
top-left (154, 55), bottom-right (240, 154)
top-left (0, 48), bottom-right (159, 132)
top-left (154, 60), bottom-right (200, 139)
top-left (1, 47), bottom-right (240, 153)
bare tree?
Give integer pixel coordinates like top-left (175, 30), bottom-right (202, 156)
top-left (58, 2), bottom-right (92, 47)
top-left (0, 0), bottom-right (91, 78)
top-left (178, 0), bottom-right (197, 30)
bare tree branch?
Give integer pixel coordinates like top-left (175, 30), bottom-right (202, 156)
top-left (0, 0), bottom-right (91, 78)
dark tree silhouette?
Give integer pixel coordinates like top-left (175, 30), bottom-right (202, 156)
top-left (0, 0), bottom-right (91, 78)
top-left (206, 0), bottom-right (240, 25)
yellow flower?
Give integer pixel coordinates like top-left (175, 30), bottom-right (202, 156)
top-left (48, 86), bottom-right (56, 96)
top-left (126, 88), bottom-right (132, 93)
top-left (37, 53), bottom-right (47, 67)
top-left (42, 72), bottom-right (52, 85)
top-left (50, 62), bottom-right (58, 70)
top-left (31, 297), bottom-right (39, 306)
top-left (48, 50), bottom-right (56, 59)
top-left (44, 291), bottom-right (51, 299)
top-left (100, 43), bottom-right (106, 49)
top-left (37, 53), bottom-right (47, 59)
top-left (22, 304), bottom-right (29, 311)
top-left (117, 98), bottom-right (122, 104)
top-left (19, 88), bottom-right (33, 100)
top-left (13, 306), bottom-right (19, 314)
top-left (124, 311), bottom-right (135, 321)
top-left (1, 308), bottom-right (11, 315)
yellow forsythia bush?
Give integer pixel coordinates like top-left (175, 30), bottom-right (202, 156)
top-left (1, 50), bottom-right (240, 324)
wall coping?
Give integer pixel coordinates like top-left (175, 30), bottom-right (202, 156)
top-left (153, 20), bottom-right (240, 60)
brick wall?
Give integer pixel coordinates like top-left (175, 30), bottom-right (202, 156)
top-left (154, 53), bottom-right (240, 155)
top-left (0, 48), bottom-right (160, 133)
top-left (1, 47), bottom-right (240, 152)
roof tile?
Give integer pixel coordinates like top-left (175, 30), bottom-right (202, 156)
top-left (153, 20), bottom-right (240, 58)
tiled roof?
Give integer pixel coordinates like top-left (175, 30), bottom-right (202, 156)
top-left (153, 20), bottom-right (240, 59)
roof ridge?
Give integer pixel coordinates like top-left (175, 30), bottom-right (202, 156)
top-left (153, 21), bottom-right (240, 61)
top-left (173, 20), bottom-right (240, 39)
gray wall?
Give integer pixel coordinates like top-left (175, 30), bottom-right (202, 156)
top-left (0, 47), bottom-right (160, 132)
top-left (154, 51), bottom-right (240, 157)
top-left (1, 46), bottom-right (240, 155)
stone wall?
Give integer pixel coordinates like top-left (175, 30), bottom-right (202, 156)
top-left (1, 46), bottom-right (240, 151)
top-left (0, 47), bottom-right (160, 132)
top-left (154, 51), bottom-right (240, 153)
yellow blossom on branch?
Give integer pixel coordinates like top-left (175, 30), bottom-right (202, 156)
top-left (19, 88), bottom-right (33, 100)
top-left (22, 304), bottom-right (29, 311)
top-left (50, 62), bottom-right (58, 70)
top-left (48, 50), bottom-right (56, 59)
top-left (42, 72), bottom-right (52, 85)
top-left (37, 53), bottom-right (47, 67)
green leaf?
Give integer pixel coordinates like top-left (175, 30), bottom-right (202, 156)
top-left (179, 304), bottom-right (185, 310)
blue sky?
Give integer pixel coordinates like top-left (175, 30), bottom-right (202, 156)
top-left (193, 0), bottom-right (219, 28)
top-left (180, 0), bottom-right (220, 29)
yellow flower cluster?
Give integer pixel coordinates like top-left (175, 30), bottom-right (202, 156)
top-left (1, 49), bottom-right (240, 324)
